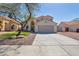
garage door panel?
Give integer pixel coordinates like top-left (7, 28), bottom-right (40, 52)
top-left (38, 25), bottom-right (54, 33)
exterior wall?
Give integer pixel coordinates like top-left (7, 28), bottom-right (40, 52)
top-left (26, 20), bottom-right (36, 32)
top-left (0, 18), bottom-right (21, 31)
top-left (37, 20), bottom-right (55, 25)
top-left (0, 21), bottom-right (8, 31)
top-left (58, 23), bottom-right (65, 32)
top-left (68, 26), bottom-right (79, 32)
top-left (58, 23), bottom-right (79, 32)
top-left (62, 27), bottom-right (65, 32)
top-left (9, 21), bottom-right (20, 31)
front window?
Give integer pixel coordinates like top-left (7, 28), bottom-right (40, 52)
top-left (11, 25), bottom-right (16, 30)
top-left (0, 21), bottom-right (2, 24)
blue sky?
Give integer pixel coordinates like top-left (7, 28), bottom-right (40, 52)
top-left (35, 3), bottom-right (79, 23)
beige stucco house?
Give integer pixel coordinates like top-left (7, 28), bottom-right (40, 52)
top-left (58, 22), bottom-right (79, 32)
top-left (0, 16), bottom-right (21, 31)
top-left (26, 15), bottom-right (57, 33)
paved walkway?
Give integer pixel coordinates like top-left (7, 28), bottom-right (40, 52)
top-left (0, 34), bottom-right (79, 56)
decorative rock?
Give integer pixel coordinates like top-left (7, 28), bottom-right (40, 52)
top-left (11, 36), bottom-right (17, 39)
top-left (16, 35), bottom-right (24, 39)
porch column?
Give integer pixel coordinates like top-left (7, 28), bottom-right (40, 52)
top-left (54, 25), bottom-right (57, 32)
top-left (28, 22), bottom-right (31, 31)
top-left (1, 21), bottom-right (5, 31)
top-left (35, 24), bottom-right (38, 32)
top-left (62, 27), bottom-right (65, 32)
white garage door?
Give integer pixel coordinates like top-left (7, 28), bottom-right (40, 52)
top-left (38, 25), bottom-right (54, 33)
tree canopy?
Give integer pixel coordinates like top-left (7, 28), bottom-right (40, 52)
top-left (0, 3), bottom-right (40, 36)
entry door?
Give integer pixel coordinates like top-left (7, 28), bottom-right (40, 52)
top-left (76, 29), bottom-right (79, 32)
top-left (65, 27), bottom-right (69, 32)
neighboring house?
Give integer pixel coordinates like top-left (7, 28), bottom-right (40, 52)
top-left (0, 16), bottom-right (21, 31)
top-left (58, 22), bottom-right (79, 32)
top-left (26, 15), bottom-right (57, 33)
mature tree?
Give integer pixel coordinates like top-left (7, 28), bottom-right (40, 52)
top-left (0, 3), bottom-right (39, 36)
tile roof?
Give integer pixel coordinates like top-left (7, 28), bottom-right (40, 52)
top-left (36, 15), bottom-right (53, 22)
top-left (61, 22), bottom-right (79, 27)
top-left (0, 16), bottom-right (20, 25)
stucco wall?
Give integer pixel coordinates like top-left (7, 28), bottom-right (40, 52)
top-left (58, 23), bottom-right (79, 32)
top-left (69, 26), bottom-right (79, 32)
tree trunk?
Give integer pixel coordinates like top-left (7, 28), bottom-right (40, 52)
top-left (16, 4), bottom-right (32, 37)
top-left (16, 30), bottom-right (22, 36)
top-left (16, 26), bottom-right (23, 36)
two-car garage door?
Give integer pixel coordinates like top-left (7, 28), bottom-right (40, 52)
top-left (38, 25), bottom-right (54, 33)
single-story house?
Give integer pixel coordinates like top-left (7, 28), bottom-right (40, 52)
top-left (25, 15), bottom-right (57, 33)
top-left (58, 22), bottom-right (79, 32)
top-left (0, 16), bottom-right (21, 31)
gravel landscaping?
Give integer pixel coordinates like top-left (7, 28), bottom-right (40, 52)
top-left (58, 32), bottom-right (79, 40)
top-left (0, 32), bottom-right (36, 45)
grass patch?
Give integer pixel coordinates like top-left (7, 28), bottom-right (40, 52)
top-left (0, 32), bottom-right (30, 40)
top-left (21, 32), bottom-right (30, 36)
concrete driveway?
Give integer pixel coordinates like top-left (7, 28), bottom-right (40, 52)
top-left (32, 33), bottom-right (79, 56)
top-left (0, 33), bottom-right (79, 56)
top-left (33, 34), bottom-right (79, 45)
